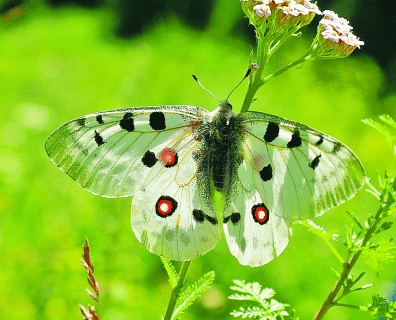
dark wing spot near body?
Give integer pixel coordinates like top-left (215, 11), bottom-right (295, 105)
top-left (223, 212), bottom-right (241, 224)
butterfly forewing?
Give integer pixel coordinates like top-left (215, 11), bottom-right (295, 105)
top-left (45, 106), bottom-right (208, 198)
top-left (237, 111), bottom-right (366, 220)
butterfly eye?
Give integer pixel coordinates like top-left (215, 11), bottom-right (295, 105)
top-left (251, 204), bottom-right (269, 225)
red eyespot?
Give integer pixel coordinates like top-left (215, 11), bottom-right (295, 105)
top-left (156, 196), bottom-right (177, 218)
top-left (251, 204), bottom-right (269, 225)
top-left (159, 148), bottom-right (178, 167)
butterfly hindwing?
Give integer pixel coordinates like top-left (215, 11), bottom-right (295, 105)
top-left (45, 106), bottom-right (208, 198)
top-left (131, 138), bottom-right (219, 260)
top-left (237, 111), bottom-right (366, 220)
top-left (223, 161), bottom-right (291, 267)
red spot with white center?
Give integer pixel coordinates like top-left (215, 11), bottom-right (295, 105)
top-left (251, 203), bottom-right (269, 225)
top-left (159, 148), bottom-right (178, 167)
top-left (156, 196), bottom-right (177, 218)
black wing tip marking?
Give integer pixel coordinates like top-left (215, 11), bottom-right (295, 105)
top-left (96, 114), bottom-right (104, 124)
top-left (309, 154), bottom-right (321, 169)
top-left (94, 130), bottom-right (105, 146)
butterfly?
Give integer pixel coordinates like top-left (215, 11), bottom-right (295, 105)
top-left (45, 100), bottom-right (366, 267)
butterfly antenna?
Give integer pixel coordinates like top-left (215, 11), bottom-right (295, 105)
top-left (192, 74), bottom-right (221, 103)
top-left (226, 68), bottom-right (252, 101)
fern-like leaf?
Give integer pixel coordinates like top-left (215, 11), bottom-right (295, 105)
top-left (161, 257), bottom-right (179, 289)
top-left (360, 294), bottom-right (396, 319)
top-left (171, 271), bottom-right (215, 320)
top-left (229, 280), bottom-right (291, 319)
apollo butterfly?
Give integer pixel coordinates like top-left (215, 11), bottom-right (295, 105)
top-left (45, 99), bottom-right (365, 266)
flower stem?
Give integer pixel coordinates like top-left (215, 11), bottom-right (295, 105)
top-left (240, 33), bottom-right (269, 113)
top-left (312, 205), bottom-right (384, 320)
top-left (164, 261), bottom-right (192, 320)
top-left (263, 56), bottom-right (307, 83)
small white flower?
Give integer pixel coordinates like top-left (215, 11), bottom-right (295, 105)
top-left (253, 4), bottom-right (272, 17)
top-left (320, 10), bottom-right (364, 49)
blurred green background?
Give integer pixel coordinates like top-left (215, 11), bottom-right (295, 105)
top-left (0, 0), bottom-right (395, 319)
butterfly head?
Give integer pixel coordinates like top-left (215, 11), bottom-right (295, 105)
top-left (220, 100), bottom-right (233, 111)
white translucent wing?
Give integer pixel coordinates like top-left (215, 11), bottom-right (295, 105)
top-left (238, 111), bottom-right (366, 220)
top-left (223, 163), bottom-right (291, 267)
top-left (45, 106), bottom-right (208, 198)
top-left (131, 140), bottom-right (219, 260)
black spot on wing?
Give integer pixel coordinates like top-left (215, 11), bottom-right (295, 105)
top-left (77, 117), bottom-right (86, 127)
top-left (223, 212), bottom-right (241, 224)
top-left (332, 142), bottom-right (341, 153)
top-left (142, 150), bottom-right (158, 168)
top-left (259, 164), bottom-right (272, 182)
top-left (205, 214), bottom-right (218, 225)
top-left (96, 115), bottom-right (104, 124)
top-left (287, 130), bottom-right (302, 148)
top-left (309, 154), bottom-right (321, 169)
top-left (264, 122), bottom-right (279, 142)
top-left (193, 209), bottom-right (218, 225)
top-left (193, 209), bottom-right (205, 222)
top-left (94, 130), bottom-right (105, 146)
top-left (120, 112), bottom-right (134, 132)
top-left (315, 136), bottom-right (324, 146)
top-left (150, 112), bottom-right (166, 130)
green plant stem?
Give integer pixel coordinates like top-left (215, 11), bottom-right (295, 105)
top-left (240, 33), bottom-right (269, 113)
top-left (312, 205), bottom-right (384, 320)
top-left (332, 302), bottom-right (362, 310)
top-left (263, 56), bottom-right (307, 84)
top-left (164, 261), bottom-right (192, 320)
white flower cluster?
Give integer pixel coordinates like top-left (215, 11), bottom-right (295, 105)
top-left (251, 0), bottom-right (321, 18)
top-left (320, 10), bottom-right (364, 48)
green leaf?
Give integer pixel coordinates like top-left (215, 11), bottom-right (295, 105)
top-left (360, 294), bottom-right (396, 319)
top-left (171, 271), bottom-right (215, 320)
top-left (298, 220), bottom-right (344, 263)
top-left (229, 280), bottom-right (291, 319)
top-left (363, 117), bottom-right (396, 152)
top-left (161, 257), bottom-right (179, 289)
top-left (361, 238), bottom-right (396, 274)
top-left (346, 211), bottom-right (364, 230)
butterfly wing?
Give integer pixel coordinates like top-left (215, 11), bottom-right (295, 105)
top-left (45, 106), bottom-right (207, 198)
top-left (237, 111), bottom-right (366, 220)
top-left (223, 166), bottom-right (291, 267)
top-left (46, 105), bottom-right (219, 260)
top-left (131, 135), bottom-right (220, 260)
